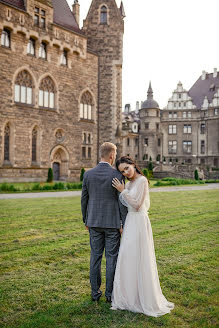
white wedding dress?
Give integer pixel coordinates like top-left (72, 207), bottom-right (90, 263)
top-left (111, 175), bottom-right (174, 317)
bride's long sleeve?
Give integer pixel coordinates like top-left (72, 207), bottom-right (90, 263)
top-left (119, 177), bottom-right (148, 211)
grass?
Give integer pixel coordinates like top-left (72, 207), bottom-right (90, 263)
top-left (0, 190), bottom-right (218, 328)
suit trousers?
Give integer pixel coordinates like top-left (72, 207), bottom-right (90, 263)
top-left (89, 227), bottom-right (120, 299)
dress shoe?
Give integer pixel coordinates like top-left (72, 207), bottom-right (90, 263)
top-left (92, 290), bottom-right (102, 302)
top-left (106, 296), bottom-right (111, 303)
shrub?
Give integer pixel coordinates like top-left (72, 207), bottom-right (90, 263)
top-left (53, 182), bottom-right (65, 190)
top-left (142, 168), bottom-right (149, 178)
top-left (80, 168), bottom-right (85, 182)
top-left (148, 161), bottom-right (153, 171)
top-left (194, 169), bottom-right (199, 180)
top-left (32, 183), bottom-right (42, 191)
top-left (0, 183), bottom-right (18, 192)
top-left (47, 168), bottom-right (53, 183)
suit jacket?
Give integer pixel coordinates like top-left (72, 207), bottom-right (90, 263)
top-left (81, 163), bottom-right (128, 229)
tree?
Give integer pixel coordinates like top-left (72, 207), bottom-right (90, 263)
top-left (142, 168), bottom-right (149, 178)
top-left (80, 168), bottom-right (85, 181)
top-left (194, 169), bottom-right (199, 180)
top-left (47, 168), bottom-right (53, 183)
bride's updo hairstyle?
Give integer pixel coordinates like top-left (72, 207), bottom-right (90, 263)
top-left (116, 156), bottom-right (145, 179)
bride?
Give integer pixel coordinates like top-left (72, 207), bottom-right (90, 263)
top-left (111, 156), bottom-right (174, 317)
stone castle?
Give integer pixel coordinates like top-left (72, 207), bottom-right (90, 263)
top-left (122, 70), bottom-right (219, 178)
top-left (0, 0), bottom-right (125, 182)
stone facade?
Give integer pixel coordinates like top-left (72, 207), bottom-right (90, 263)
top-left (83, 0), bottom-right (125, 157)
top-left (122, 70), bottom-right (219, 175)
top-left (0, 0), bottom-right (125, 182)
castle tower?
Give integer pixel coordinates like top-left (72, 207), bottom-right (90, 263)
top-left (139, 82), bottom-right (162, 163)
top-left (83, 0), bottom-right (125, 155)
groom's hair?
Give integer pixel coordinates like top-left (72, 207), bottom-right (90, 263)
top-left (100, 142), bottom-right (117, 159)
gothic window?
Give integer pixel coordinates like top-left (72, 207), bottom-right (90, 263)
top-left (80, 91), bottom-right (93, 120)
top-left (158, 138), bottom-right (161, 147)
top-left (4, 124), bottom-right (10, 161)
top-left (169, 112), bottom-right (172, 119)
top-left (39, 76), bottom-right (55, 108)
top-left (1, 28), bottom-right (10, 48)
top-left (14, 70), bottom-right (33, 104)
top-left (144, 138), bottom-right (148, 146)
top-left (61, 50), bottom-right (68, 65)
top-left (145, 123), bottom-right (149, 129)
top-left (27, 38), bottom-right (36, 56)
top-left (88, 133), bottom-right (91, 144)
top-left (39, 42), bottom-right (47, 59)
top-left (100, 5), bottom-right (107, 24)
top-left (168, 141), bottom-right (177, 154)
top-left (173, 112), bottom-right (177, 118)
top-left (188, 111), bottom-right (192, 118)
top-left (215, 108), bottom-right (218, 116)
top-left (88, 147), bottom-right (91, 159)
top-left (82, 147), bottom-right (86, 159)
top-left (32, 127), bottom-right (37, 162)
top-left (127, 138), bottom-right (130, 146)
top-left (183, 111), bottom-right (187, 118)
top-left (183, 141), bottom-right (192, 153)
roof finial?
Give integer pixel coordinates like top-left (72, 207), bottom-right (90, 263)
top-left (147, 81), bottom-right (153, 100)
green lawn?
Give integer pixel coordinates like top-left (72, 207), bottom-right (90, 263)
top-left (0, 190), bottom-right (218, 328)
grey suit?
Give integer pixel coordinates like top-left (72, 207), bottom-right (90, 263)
top-left (81, 163), bottom-right (127, 300)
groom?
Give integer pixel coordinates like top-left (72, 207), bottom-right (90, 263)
top-left (81, 142), bottom-right (127, 303)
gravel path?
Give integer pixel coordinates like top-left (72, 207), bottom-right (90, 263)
top-left (0, 184), bottom-right (219, 200)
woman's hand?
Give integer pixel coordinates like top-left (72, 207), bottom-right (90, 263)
top-left (112, 178), bottom-right (125, 192)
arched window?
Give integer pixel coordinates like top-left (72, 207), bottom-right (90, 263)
top-left (27, 38), bottom-right (35, 56)
top-left (39, 76), bottom-right (55, 108)
top-left (32, 127), bottom-right (37, 162)
top-left (39, 42), bottom-right (47, 59)
top-left (60, 50), bottom-right (68, 66)
top-left (100, 5), bottom-right (107, 24)
top-left (4, 124), bottom-right (10, 161)
top-left (80, 91), bottom-right (93, 120)
top-left (14, 70), bottom-right (33, 104)
top-left (1, 28), bottom-right (10, 48)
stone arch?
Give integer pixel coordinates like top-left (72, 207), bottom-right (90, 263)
top-left (99, 4), bottom-right (109, 25)
top-left (50, 145), bottom-right (69, 180)
top-left (78, 88), bottom-right (97, 122)
top-left (12, 66), bottom-right (36, 105)
top-left (38, 73), bottom-right (59, 110)
top-left (30, 124), bottom-right (41, 165)
top-left (1, 121), bottom-right (15, 166)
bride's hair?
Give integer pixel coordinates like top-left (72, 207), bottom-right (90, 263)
top-left (116, 156), bottom-right (144, 178)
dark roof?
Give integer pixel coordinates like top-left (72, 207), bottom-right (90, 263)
top-left (52, 0), bottom-right (81, 34)
top-left (141, 82), bottom-right (160, 109)
top-left (189, 72), bottom-right (219, 108)
top-left (0, 0), bottom-right (25, 11)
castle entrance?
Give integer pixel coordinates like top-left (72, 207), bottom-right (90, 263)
top-left (50, 146), bottom-right (69, 181)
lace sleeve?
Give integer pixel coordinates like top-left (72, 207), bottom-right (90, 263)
top-left (119, 177), bottom-right (148, 211)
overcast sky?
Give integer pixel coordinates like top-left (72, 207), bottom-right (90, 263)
top-left (67, 0), bottom-right (219, 110)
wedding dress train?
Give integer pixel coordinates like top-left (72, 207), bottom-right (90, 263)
top-left (111, 175), bottom-right (174, 317)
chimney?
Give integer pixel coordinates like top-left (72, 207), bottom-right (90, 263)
top-left (72, 0), bottom-right (80, 27)
top-left (213, 68), bottom-right (218, 78)
top-left (201, 70), bottom-right (206, 80)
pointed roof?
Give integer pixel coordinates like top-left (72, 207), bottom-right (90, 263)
top-left (141, 82), bottom-right (159, 109)
top-left (52, 0), bottom-right (81, 33)
top-left (120, 1), bottom-right (126, 18)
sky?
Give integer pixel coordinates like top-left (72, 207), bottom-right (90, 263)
top-left (67, 0), bottom-right (219, 110)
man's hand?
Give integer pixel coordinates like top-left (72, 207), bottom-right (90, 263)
top-left (85, 226), bottom-right (89, 231)
top-left (119, 227), bottom-right (123, 235)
